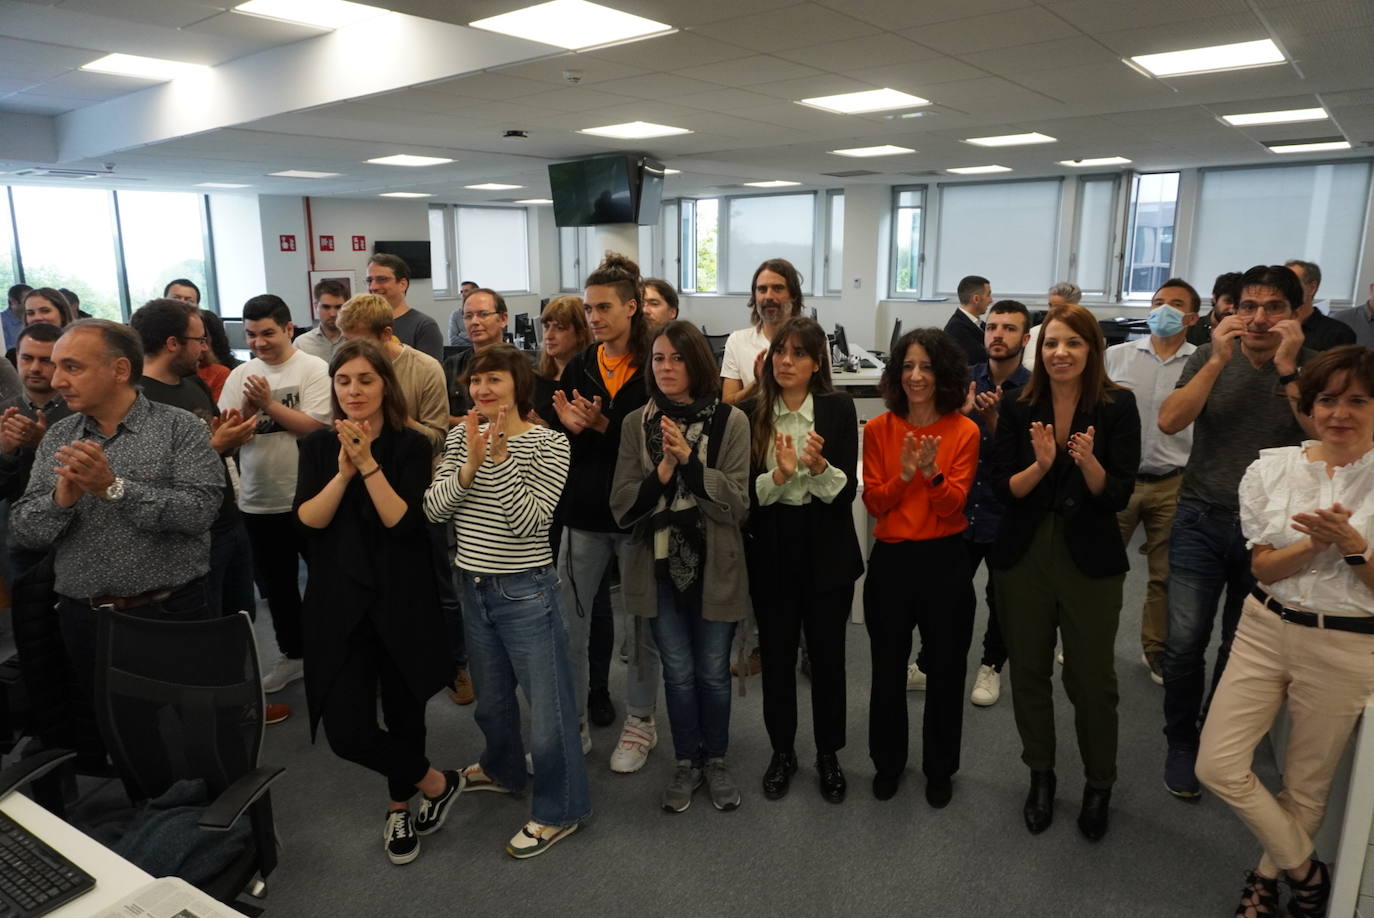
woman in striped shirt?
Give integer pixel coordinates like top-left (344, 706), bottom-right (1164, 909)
top-left (424, 344), bottom-right (590, 859)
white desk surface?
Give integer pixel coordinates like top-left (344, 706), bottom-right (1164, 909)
top-left (832, 369), bottom-right (884, 386)
top-left (1, 791), bottom-right (153, 916)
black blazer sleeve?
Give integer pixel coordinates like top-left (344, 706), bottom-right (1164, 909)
top-left (944, 311), bottom-right (986, 364)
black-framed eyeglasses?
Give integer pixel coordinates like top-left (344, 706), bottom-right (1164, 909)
top-left (179, 335), bottom-right (210, 345)
top-left (464, 310), bottom-right (498, 322)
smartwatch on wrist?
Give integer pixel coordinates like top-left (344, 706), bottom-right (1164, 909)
top-left (1277, 368), bottom-right (1301, 387)
top-left (1344, 544), bottom-right (1372, 566)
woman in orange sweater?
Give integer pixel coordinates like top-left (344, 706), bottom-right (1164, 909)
top-left (863, 328), bottom-right (980, 806)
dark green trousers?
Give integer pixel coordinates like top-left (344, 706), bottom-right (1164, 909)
top-left (993, 514), bottom-right (1123, 788)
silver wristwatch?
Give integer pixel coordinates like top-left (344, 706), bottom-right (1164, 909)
top-left (100, 477), bottom-right (125, 501)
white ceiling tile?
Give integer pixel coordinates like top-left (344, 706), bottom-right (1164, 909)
top-left (591, 73), bottom-right (725, 99)
top-left (1041, 0), bottom-right (1253, 34)
top-left (178, 10), bottom-right (329, 45)
top-left (35, 69), bottom-right (157, 100)
top-left (774, 34), bottom-right (941, 71)
top-left (899, 7), bottom-right (1082, 54)
top-left (689, 4), bottom-right (879, 54)
top-left (56, 0), bottom-right (225, 28)
top-left (673, 55), bottom-right (825, 87)
top-left (423, 72), bottom-right (555, 100)
top-left (0, 92), bottom-right (81, 114)
top-left (495, 56), bottom-right (647, 86)
top-left (848, 58), bottom-right (991, 90)
top-left (1093, 13), bottom-right (1270, 57)
top-left (582, 31), bottom-right (753, 71)
top-left (675, 87), bottom-right (783, 112)
top-left (818, 0), bottom-right (1034, 31)
top-left (514, 86), bottom-right (642, 111)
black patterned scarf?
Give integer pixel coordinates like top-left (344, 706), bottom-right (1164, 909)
top-left (644, 392), bottom-right (718, 593)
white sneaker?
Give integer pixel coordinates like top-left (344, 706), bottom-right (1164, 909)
top-left (906, 663), bottom-right (927, 692)
top-left (609, 715), bottom-right (657, 773)
top-left (527, 722), bottom-right (591, 775)
top-left (261, 656), bottom-right (304, 694)
top-left (1056, 649), bottom-right (1065, 666)
top-left (970, 665), bottom-right (1001, 707)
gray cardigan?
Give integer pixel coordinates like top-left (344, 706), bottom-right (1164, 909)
top-left (610, 402), bottom-right (751, 623)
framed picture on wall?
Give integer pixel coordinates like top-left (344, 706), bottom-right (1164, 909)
top-left (307, 269), bottom-right (356, 320)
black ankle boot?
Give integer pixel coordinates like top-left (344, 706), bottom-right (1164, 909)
top-left (1077, 785), bottom-right (1111, 841)
top-left (762, 751), bottom-right (798, 800)
top-left (1023, 769), bottom-right (1055, 835)
top-left (1284, 858), bottom-right (1330, 916)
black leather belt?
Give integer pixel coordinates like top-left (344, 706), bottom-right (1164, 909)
top-left (1250, 587), bottom-right (1374, 634)
top-left (74, 576), bottom-right (205, 612)
top-left (1136, 468), bottom-right (1182, 483)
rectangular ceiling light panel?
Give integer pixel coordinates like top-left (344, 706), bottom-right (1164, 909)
top-left (470, 0), bottom-right (673, 51)
top-left (799, 88), bottom-right (930, 114)
top-left (1222, 107), bottom-right (1328, 126)
top-left (1129, 39), bottom-right (1284, 77)
top-left (233, 0), bottom-right (385, 29)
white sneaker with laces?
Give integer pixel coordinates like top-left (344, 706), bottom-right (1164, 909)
top-left (609, 715), bottom-right (656, 773)
top-left (262, 656), bottom-right (304, 694)
top-left (906, 663), bottom-right (927, 692)
top-left (970, 665), bottom-right (1001, 706)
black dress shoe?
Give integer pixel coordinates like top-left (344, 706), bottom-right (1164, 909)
top-left (1077, 785), bottom-right (1111, 841)
top-left (1023, 769), bottom-right (1056, 835)
top-left (586, 687), bottom-right (615, 728)
top-left (816, 753), bottom-right (846, 803)
top-left (925, 775), bottom-right (953, 809)
top-left (872, 772), bottom-right (900, 801)
top-left (762, 751), bottom-right (798, 800)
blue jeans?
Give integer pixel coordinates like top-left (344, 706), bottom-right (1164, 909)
top-left (458, 565), bottom-right (590, 828)
top-left (1162, 498), bottom-right (1250, 748)
top-left (649, 581), bottom-right (736, 763)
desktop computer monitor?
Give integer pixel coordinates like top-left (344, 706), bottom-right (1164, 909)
top-left (514, 312), bottom-right (536, 348)
top-left (832, 324), bottom-right (850, 365)
top-left (889, 319), bottom-right (903, 358)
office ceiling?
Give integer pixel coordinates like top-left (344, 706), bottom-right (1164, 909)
top-left (0, 0), bottom-right (1372, 200)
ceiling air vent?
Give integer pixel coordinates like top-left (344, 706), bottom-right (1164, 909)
top-left (821, 169), bottom-right (880, 177)
top-left (10, 166), bottom-right (126, 179)
top-left (900, 170), bottom-right (941, 177)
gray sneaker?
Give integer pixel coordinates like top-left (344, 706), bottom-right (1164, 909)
top-left (704, 757), bottom-right (741, 811)
top-left (661, 760), bottom-right (703, 813)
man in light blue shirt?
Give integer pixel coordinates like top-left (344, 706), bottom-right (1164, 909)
top-left (446, 280), bottom-right (478, 347)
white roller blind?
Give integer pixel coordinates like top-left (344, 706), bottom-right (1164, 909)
top-left (1192, 162), bottom-right (1371, 302)
top-left (725, 193), bottom-right (814, 293)
top-left (455, 206), bottom-right (529, 293)
top-left (428, 205), bottom-right (450, 297)
top-left (935, 180), bottom-right (1061, 295)
top-left (1072, 178), bottom-right (1116, 296)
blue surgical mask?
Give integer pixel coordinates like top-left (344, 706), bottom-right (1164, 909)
top-left (1147, 304), bottom-right (1185, 338)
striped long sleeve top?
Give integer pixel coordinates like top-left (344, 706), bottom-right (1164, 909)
top-left (424, 421), bottom-right (570, 573)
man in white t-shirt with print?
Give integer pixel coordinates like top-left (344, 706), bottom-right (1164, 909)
top-left (218, 294), bottom-right (331, 695)
top-left (721, 258), bottom-right (806, 405)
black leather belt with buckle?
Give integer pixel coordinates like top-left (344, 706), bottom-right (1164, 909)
top-left (1250, 587), bottom-right (1374, 635)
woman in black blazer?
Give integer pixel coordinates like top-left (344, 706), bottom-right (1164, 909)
top-left (988, 304), bottom-right (1140, 842)
top-left (295, 339), bottom-right (458, 866)
top-left (743, 317), bottom-right (863, 803)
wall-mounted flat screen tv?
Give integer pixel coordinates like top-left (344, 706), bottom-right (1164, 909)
top-left (549, 154), bottom-right (664, 227)
top-left (372, 240), bottom-right (432, 279)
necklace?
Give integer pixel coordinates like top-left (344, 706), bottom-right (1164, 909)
top-left (598, 346), bottom-right (633, 379)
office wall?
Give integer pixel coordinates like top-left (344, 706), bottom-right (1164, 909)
top-left (207, 194), bottom-right (267, 316)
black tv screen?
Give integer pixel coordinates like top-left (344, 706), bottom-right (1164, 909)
top-left (549, 155), bottom-right (663, 227)
top-left (372, 240), bottom-right (432, 279)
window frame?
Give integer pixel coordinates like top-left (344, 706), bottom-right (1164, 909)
top-left (932, 176), bottom-right (1064, 299)
top-left (436, 203), bottom-right (533, 297)
top-left (719, 189), bottom-right (818, 296)
top-left (888, 184), bottom-right (927, 299)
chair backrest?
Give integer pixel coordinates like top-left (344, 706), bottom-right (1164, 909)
top-left (705, 333), bottom-right (729, 368)
top-left (94, 611), bottom-right (264, 803)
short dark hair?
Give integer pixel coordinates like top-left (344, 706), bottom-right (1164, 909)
top-left (163, 278), bottom-right (202, 302)
top-left (957, 275), bottom-right (990, 305)
top-left (747, 258), bottom-right (805, 327)
top-left (643, 278), bottom-right (679, 316)
top-left (460, 280), bottom-right (478, 288)
top-left (1284, 259), bottom-right (1322, 290)
top-left (1155, 278), bottom-right (1201, 313)
top-left (1240, 265), bottom-right (1304, 313)
top-left (1297, 345), bottom-right (1374, 415)
top-left (368, 253), bottom-right (411, 283)
top-left (988, 299), bottom-right (1031, 331)
top-left (58, 287), bottom-right (80, 307)
top-left (65, 318), bottom-right (143, 380)
top-left (243, 294), bottom-right (294, 327)
top-left (881, 328), bottom-right (969, 417)
top-left (1213, 272), bottom-right (1243, 303)
top-left (464, 344), bottom-right (536, 418)
top-left (467, 288), bottom-right (508, 315)
top-left (314, 279), bottom-right (348, 300)
top-left (16, 322), bottom-right (61, 347)
top-left (130, 298), bottom-right (196, 356)
top-left (23, 288), bottom-right (75, 326)
top-left (646, 321), bottom-right (721, 402)
top-left (328, 338), bottom-right (409, 432)
top-left (8, 284), bottom-right (32, 307)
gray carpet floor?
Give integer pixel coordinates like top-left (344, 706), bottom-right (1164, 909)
top-left (4, 529), bottom-right (1274, 917)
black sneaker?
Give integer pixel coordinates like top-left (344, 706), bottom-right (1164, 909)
top-left (415, 770), bottom-right (464, 836)
top-left (1164, 744), bottom-right (1201, 801)
top-left (587, 687), bottom-right (615, 728)
top-left (384, 810), bottom-right (419, 864)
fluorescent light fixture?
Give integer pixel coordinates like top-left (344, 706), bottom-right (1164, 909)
top-left (367, 154), bottom-right (455, 167)
top-left (465, 183), bottom-right (524, 191)
top-left (798, 88), bottom-right (930, 114)
top-left (516, 198), bottom-right (554, 204)
top-left (379, 192), bottom-right (433, 198)
top-left (743, 180), bottom-right (801, 187)
top-left (965, 132), bottom-right (1056, 147)
top-left (1129, 38), bottom-right (1284, 78)
top-left (947, 165), bottom-right (1012, 175)
top-left (1266, 140), bottom-right (1352, 154)
top-left (232, 0), bottom-right (383, 29)
top-left (470, 0), bottom-right (673, 51)
top-left (662, 168), bottom-right (681, 175)
top-left (1222, 107), bottom-right (1328, 127)
top-left (80, 53), bottom-right (208, 81)
top-left (268, 170), bottom-right (340, 178)
top-left (1058, 156), bottom-right (1132, 167)
top-left (578, 121), bottom-right (692, 139)
top-left (195, 182), bottom-right (253, 188)
top-left (831, 144), bottom-right (917, 157)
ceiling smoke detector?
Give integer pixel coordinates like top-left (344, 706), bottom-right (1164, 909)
top-left (563, 70), bottom-right (583, 84)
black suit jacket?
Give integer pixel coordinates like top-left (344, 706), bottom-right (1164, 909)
top-left (944, 310), bottom-right (986, 364)
top-left (987, 387), bottom-right (1140, 578)
top-left (741, 390), bottom-right (864, 592)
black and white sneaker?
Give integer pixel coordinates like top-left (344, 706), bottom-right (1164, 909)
top-left (415, 770), bottom-right (464, 836)
top-left (384, 810), bottom-right (420, 865)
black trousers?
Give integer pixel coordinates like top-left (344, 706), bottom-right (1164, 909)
top-left (967, 539), bottom-right (1006, 670)
top-left (241, 511), bottom-right (304, 659)
top-left (865, 536), bottom-right (974, 780)
top-left (319, 618), bottom-right (431, 803)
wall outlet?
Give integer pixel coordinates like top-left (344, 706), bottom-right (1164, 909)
top-left (852, 277), bottom-right (861, 289)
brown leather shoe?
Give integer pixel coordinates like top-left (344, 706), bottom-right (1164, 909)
top-left (450, 668), bottom-right (475, 705)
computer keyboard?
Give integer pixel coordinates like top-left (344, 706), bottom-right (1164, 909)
top-left (0, 809), bottom-right (95, 918)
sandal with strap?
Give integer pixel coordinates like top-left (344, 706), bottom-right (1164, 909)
top-left (1234, 871), bottom-right (1279, 917)
top-left (1284, 859), bottom-right (1330, 917)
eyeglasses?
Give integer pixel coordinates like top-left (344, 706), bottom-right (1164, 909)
top-left (179, 334), bottom-right (210, 344)
top-left (1235, 302), bottom-right (1292, 317)
top-left (364, 276), bottom-right (395, 285)
top-left (464, 310), bottom-right (499, 322)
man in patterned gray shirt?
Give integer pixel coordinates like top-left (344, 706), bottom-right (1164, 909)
top-left (12, 319), bottom-right (223, 710)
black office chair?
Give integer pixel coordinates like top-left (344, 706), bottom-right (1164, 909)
top-left (704, 333), bottom-right (729, 369)
top-left (93, 610), bottom-right (283, 913)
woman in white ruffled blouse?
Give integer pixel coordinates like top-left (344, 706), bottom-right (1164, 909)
top-left (1197, 345), bottom-right (1374, 918)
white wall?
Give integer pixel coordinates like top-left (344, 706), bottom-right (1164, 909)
top-left (256, 194), bottom-right (310, 324)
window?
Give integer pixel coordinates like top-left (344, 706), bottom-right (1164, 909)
top-left (1071, 176), bottom-right (1119, 297)
top-left (825, 191), bottom-right (844, 294)
top-left (935, 179), bottom-right (1061, 295)
top-left (428, 205), bottom-right (450, 297)
top-left (657, 200), bottom-right (678, 286)
top-left (11, 185), bottom-right (122, 319)
top-left (0, 190), bottom-right (15, 293)
top-left (890, 187), bottom-right (924, 297)
top-left (1191, 162), bottom-right (1372, 303)
top-left (455, 206), bottom-right (530, 294)
top-left (724, 193), bottom-right (813, 294)
top-left (1123, 172), bottom-right (1179, 299)
top-left (558, 226), bottom-right (582, 292)
top-left (117, 190), bottom-right (210, 313)
top-left (683, 198), bottom-right (718, 293)
top-left (679, 202), bottom-right (697, 291)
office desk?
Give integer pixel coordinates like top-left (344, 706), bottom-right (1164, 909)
top-left (0, 791), bottom-right (151, 915)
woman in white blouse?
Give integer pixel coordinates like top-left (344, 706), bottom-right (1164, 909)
top-left (1197, 345), bottom-right (1374, 917)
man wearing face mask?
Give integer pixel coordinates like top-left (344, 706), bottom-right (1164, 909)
top-left (1105, 279), bottom-right (1201, 687)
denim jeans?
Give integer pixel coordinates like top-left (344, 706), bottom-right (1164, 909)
top-left (207, 518), bottom-right (256, 619)
top-left (1162, 498), bottom-right (1251, 748)
top-left (557, 528), bottom-right (660, 721)
top-left (649, 581), bottom-right (736, 763)
top-left (459, 565), bottom-right (591, 828)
